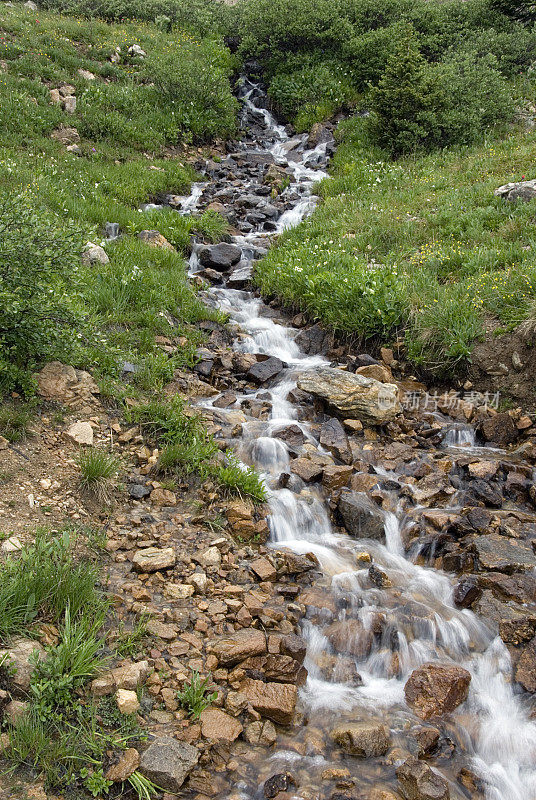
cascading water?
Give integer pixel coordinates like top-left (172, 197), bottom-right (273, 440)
top-left (178, 79), bottom-right (536, 800)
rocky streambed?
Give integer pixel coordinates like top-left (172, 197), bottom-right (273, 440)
top-left (165, 78), bottom-right (536, 800)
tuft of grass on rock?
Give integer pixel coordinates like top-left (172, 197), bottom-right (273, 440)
top-left (213, 451), bottom-right (268, 504)
top-left (77, 447), bottom-right (121, 502)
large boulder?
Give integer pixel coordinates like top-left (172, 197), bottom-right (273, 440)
top-left (338, 491), bottom-right (385, 541)
top-left (396, 757), bottom-right (449, 800)
top-left (469, 534), bottom-right (536, 573)
top-left (199, 243), bottom-right (242, 271)
top-left (479, 413), bottom-right (518, 445)
top-left (212, 628), bottom-right (266, 666)
top-left (297, 367), bottom-right (400, 424)
top-left (495, 179), bottom-right (536, 202)
top-left (331, 721), bottom-right (391, 757)
top-left (404, 663), bottom-right (471, 720)
top-left (140, 737), bottom-right (198, 792)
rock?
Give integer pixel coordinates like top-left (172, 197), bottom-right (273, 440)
top-left (128, 44), bottom-right (146, 57)
top-left (356, 364), bottom-right (393, 383)
top-left (250, 556), bottom-right (276, 582)
top-left (164, 583), bottom-right (194, 600)
top-left (295, 323), bottom-right (333, 355)
top-left (469, 534), bottom-right (536, 573)
top-left (199, 546), bottom-right (221, 568)
top-left (36, 361), bottom-right (99, 406)
top-left (78, 68), bottom-right (96, 80)
top-left (115, 689), bottom-right (140, 715)
top-left (63, 94), bottom-right (76, 113)
top-left (323, 465), bottom-right (353, 491)
top-left (453, 577), bottom-right (481, 608)
top-left (186, 571), bottom-right (208, 593)
top-left (325, 620), bottom-right (373, 659)
top-left (291, 458), bottom-right (323, 482)
top-left (281, 634), bottom-right (307, 664)
top-left (132, 547), bottom-right (176, 572)
top-left (480, 413), bottom-right (518, 445)
top-left (146, 620), bottom-right (178, 640)
top-left (495, 178), bottom-right (536, 202)
top-left (404, 663), bottom-right (471, 720)
top-left (244, 719), bottom-right (277, 746)
top-left (0, 638), bottom-right (45, 692)
top-left (331, 721), bottom-right (391, 757)
top-left (51, 125), bottom-right (80, 144)
top-left (297, 367), bottom-right (401, 424)
top-left (273, 424), bottom-right (305, 450)
top-left (212, 628), bottom-right (266, 665)
top-left (49, 88), bottom-right (61, 104)
top-left (240, 678), bottom-right (297, 724)
top-left (248, 357), bottom-right (284, 384)
top-left (24, 1), bottom-right (38, 9)
top-left (128, 483), bottom-right (151, 500)
top-left (413, 726), bottom-right (440, 756)
top-left (227, 264), bottom-right (253, 289)
top-left (105, 748), bottom-right (140, 782)
top-left (112, 660), bottom-right (151, 690)
top-left (338, 491), bottom-right (385, 541)
top-left (240, 654), bottom-right (307, 685)
top-left (515, 637), bottom-right (536, 692)
top-left (4, 700), bottom-right (28, 725)
top-left (140, 737), bottom-right (199, 792)
top-left (199, 243), bottom-right (241, 271)
top-left (264, 773), bottom-right (297, 798)
top-left (396, 756), bottom-right (449, 800)
top-left (82, 244), bottom-right (109, 266)
top-left (137, 230), bottom-right (174, 250)
top-left (1, 536), bottom-right (22, 554)
top-left (320, 418), bottom-right (352, 464)
top-left (65, 421), bottom-right (94, 446)
top-left (150, 487), bottom-right (176, 506)
top-left (199, 708), bottom-right (243, 741)
top-left (308, 121), bottom-right (332, 148)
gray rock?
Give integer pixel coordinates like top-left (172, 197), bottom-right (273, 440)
top-left (199, 243), bottom-right (241, 271)
top-left (338, 491), bottom-right (385, 541)
top-left (469, 534), bottom-right (536, 573)
top-left (495, 178), bottom-right (536, 202)
top-left (140, 737), bottom-right (198, 791)
top-left (127, 484), bottom-right (150, 500)
top-left (319, 417), bottom-right (351, 464)
top-left (248, 357), bottom-right (284, 384)
top-left (297, 367), bottom-right (400, 424)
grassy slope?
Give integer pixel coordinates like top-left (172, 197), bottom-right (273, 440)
top-left (255, 115), bottom-right (536, 376)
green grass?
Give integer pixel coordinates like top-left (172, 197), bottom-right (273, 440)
top-left (0, 402), bottom-right (34, 443)
top-left (176, 669), bottom-right (217, 719)
top-left (215, 451), bottom-right (268, 503)
top-left (77, 448), bottom-right (121, 501)
top-left (255, 118), bottom-right (536, 376)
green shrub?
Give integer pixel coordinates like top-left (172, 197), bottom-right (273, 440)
top-left (177, 670), bottom-right (217, 718)
top-left (0, 196), bottom-right (83, 395)
top-left (214, 451), bottom-right (268, 503)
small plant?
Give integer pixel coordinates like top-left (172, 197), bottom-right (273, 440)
top-left (214, 452), bottom-right (267, 503)
top-left (176, 670), bottom-right (217, 719)
top-left (128, 770), bottom-right (160, 799)
top-left (114, 613), bottom-right (150, 658)
top-left (77, 448), bottom-right (120, 502)
top-left (80, 766), bottom-right (112, 798)
top-left (0, 402), bottom-right (33, 442)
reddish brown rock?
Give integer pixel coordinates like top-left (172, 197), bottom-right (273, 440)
top-left (199, 708), bottom-right (243, 742)
top-left (105, 748), bottom-right (140, 782)
top-left (322, 465), bottom-right (353, 490)
top-left (404, 663), bottom-right (471, 720)
top-left (212, 628), bottom-right (267, 666)
top-left (291, 458), bottom-right (323, 483)
top-left (396, 756), bottom-right (449, 800)
top-left (515, 637), bottom-right (536, 692)
top-left (250, 556), bottom-right (276, 582)
top-left (240, 678), bottom-right (297, 724)
top-left (480, 413), bottom-right (518, 446)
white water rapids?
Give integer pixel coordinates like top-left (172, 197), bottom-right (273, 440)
top-left (181, 80), bottom-right (536, 800)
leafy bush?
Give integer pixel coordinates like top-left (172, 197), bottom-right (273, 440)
top-left (0, 196), bottom-right (82, 395)
top-left (214, 451), bottom-right (268, 503)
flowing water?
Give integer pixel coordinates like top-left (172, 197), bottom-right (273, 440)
top-left (181, 80), bottom-right (536, 800)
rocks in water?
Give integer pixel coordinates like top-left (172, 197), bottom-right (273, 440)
top-left (227, 264), bottom-right (253, 288)
top-left (295, 323), bottom-right (334, 355)
top-left (199, 243), bottom-right (242, 271)
top-left (140, 737), bottom-right (198, 792)
top-left (281, 633), bottom-right (307, 664)
top-left (273, 423), bottom-right (306, 450)
top-left (453, 577), bottom-right (481, 608)
top-left (264, 772), bottom-right (297, 798)
top-left (331, 721), bottom-right (391, 757)
top-left (291, 458), bottom-right (323, 482)
top-left (404, 663), bottom-right (471, 719)
top-left (248, 356), bottom-right (285, 384)
top-left (297, 367), bottom-right (401, 424)
top-left (323, 464), bottom-right (353, 490)
top-left (495, 179), bottom-right (536, 202)
top-left (396, 756), bottom-right (449, 800)
top-left (320, 417), bottom-right (352, 464)
top-left (131, 546), bottom-right (176, 572)
top-left (199, 708), bottom-right (243, 741)
top-left (338, 491), bottom-right (385, 541)
top-left (212, 628), bottom-right (266, 665)
top-left (325, 619), bottom-right (373, 659)
top-left (240, 678), bottom-right (297, 724)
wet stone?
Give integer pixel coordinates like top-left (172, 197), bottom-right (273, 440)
top-left (331, 721), bottom-right (391, 757)
top-left (264, 773), bottom-right (297, 799)
top-left (469, 534), bottom-right (536, 573)
top-left (248, 356), bottom-right (284, 384)
top-left (453, 576), bottom-right (482, 608)
top-left (396, 757), bottom-right (449, 800)
top-left (338, 491), bottom-right (385, 541)
top-left (199, 242), bottom-right (242, 271)
top-left (404, 663), bottom-right (471, 720)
